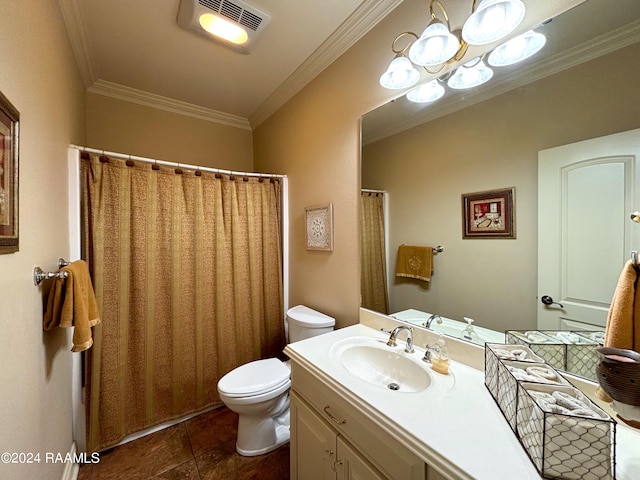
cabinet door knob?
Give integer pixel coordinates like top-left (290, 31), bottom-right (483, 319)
top-left (323, 449), bottom-right (334, 461)
top-left (323, 405), bottom-right (347, 425)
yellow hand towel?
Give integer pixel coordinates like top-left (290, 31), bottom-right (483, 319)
top-left (395, 245), bottom-right (433, 282)
top-left (604, 260), bottom-right (640, 352)
top-left (43, 260), bottom-right (101, 352)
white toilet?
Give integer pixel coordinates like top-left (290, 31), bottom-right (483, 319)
top-left (217, 305), bottom-right (335, 456)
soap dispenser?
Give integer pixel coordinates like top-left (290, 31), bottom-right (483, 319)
top-left (460, 317), bottom-right (480, 344)
top-left (430, 333), bottom-right (450, 375)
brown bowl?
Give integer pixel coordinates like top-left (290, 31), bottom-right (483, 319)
top-left (596, 347), bottom-right (640, 406)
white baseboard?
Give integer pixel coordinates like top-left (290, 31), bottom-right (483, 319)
top-left (60, 442), bottom-right (79, 480)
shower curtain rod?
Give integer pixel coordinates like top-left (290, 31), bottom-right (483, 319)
top-left (70, 145), bottom-right (286, 179)
top-left (361, 188), bottom-right (386, 193)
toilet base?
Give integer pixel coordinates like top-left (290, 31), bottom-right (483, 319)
top-left (236, 408), bottom-right (290, 456)
top-left (236, 422), bottom-right (290, 456)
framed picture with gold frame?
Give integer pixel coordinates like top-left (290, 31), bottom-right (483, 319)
top-left (0, 90), bottom-right (19, 254)
top-left (462, 187), bottom-right (515, 239)
top-left (305, 203), bottom-right (334, 251)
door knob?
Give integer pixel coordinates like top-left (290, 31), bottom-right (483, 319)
top-left (541, 295), bottom-right (564, 308)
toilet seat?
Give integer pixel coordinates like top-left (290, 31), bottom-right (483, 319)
top-left (218, 358), bottom-right (290, 398)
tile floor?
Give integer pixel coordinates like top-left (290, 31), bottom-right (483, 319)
top-left (77, 407), bottom-right (290, 479)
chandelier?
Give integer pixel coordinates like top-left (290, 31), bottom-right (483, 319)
top-left (379, 0), bottom-right (546, 103)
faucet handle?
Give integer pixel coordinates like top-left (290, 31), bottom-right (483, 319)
top-left (380, 327), bottom-right (396, 346)
top-left (422, 344), bottom-right (436, 363)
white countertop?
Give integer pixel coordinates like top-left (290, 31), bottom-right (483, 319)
top-left (284, 322), bottom-right (640, 480)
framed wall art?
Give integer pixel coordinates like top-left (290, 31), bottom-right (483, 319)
top-left (305, 203), bottom-right (334, 251)
top-left (0, 90), bottom-right (19, 254)
top-left (462, 187), bottom-right (515, 239)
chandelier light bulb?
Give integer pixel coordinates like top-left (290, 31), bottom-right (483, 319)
top-left (462, 0), bottom-right (526, 46)
top-left (409, 20), bottom-right (460, 67)
top-left (447, 58), bottom-right (494, 89)
top-left (406, 80), bottom-right (446, 103)
top-left (488, 30), bottom-right (546, 66)
top-left (379, 56), bottom-right (420, 89)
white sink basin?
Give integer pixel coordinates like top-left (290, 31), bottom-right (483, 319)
top-left (330, 337), bottom-right (432, 392)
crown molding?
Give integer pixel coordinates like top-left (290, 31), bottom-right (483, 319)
top-left (249, 0), bottom-right (404, 128)
top-left (58, 0), bottom-right (96, 87)
top-left (88, 80), bottom-right (252, 130)
top-left (59, 0), bottom-right (401, 131)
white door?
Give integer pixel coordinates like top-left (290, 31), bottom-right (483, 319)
top-left (538, 129), bottom-right (640, 330)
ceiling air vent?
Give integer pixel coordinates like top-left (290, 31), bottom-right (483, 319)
top-left (177, 0), bottom-right (271, 54)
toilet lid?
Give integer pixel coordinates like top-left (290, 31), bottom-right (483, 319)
top-left (287, 305), bottom-right (335, 328)
top-left (218, 358), bottom-right (290, 397)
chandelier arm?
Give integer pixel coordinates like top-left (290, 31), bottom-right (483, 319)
top-left (423, 63), bottom-right (447, 75)
top-left (452, 40), bottom-right (469, 62)
top-left (430, 0), bottom-right (451, 30)
top-left (463, 52), bottom-right (487, 68)
top-left (391, 31), bottom-right (419, 55)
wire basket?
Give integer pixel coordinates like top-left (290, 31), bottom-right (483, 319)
top-left (485, 343), bottom-right (616, 479)
top-left (485, 343), bottom-right (545, 422)
top-left (497, 359), bottom-right (570, 433)
top-left (516, 383), bottom-right (616, 480)
top-left (506, 330), bottom-right (601, 381)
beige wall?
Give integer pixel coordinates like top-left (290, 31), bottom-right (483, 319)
top-left (253, 1), bottom-right (585, 328)
top-left (0, 1), bottom-right (86, 479)
top-left (362, 43), bottom-right (640, 332)
top-left (252, 4), bottom-right (416, 327)
top-left (86, 93), bottom-right (253, 171)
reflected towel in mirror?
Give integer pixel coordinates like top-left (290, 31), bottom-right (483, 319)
top-left (395, 245), bottom-right (433, 282)
top-left (604, 259), bottom-right (640, 352)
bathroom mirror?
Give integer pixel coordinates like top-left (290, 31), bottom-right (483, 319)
top-left (360, 0), bottom-right (640, 373)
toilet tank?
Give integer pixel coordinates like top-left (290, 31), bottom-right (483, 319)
top-left (286, 305), bottom-right (335, 343)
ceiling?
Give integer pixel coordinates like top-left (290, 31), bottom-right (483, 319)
top-left (57, 0), bottom-right (639, 134)
top-left (58, 0), bottom-right (402, 130)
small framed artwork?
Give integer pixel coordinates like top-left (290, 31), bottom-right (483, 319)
top-left (0, 90), bottom-right (19, 254)
top-left (462, 187), bottom-right (515, 239)
top-left (305, 203), bottom-right (334, 251)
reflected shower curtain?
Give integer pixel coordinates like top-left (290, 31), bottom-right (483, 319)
top-left (80, 153), bottom-right (284, 452)
top-left (360, 192), bottom-right (389, 314)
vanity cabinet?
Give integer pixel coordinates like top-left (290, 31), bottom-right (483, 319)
top-left (291, 392), bottom-right (386, 479)
top-left (289, 362), bottom-right (428, 480)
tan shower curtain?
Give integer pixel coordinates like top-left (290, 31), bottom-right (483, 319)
top-left (80, 153), bottom-right (284, 453)
top-left (360, 192), bottom-right (389, 314)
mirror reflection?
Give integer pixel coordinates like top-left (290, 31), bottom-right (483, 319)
top-left (360, 0), bottom-right (640, 379)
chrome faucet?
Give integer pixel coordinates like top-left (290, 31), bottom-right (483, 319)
top-left (385, 326), bottom-right (414, 353)
top-left (423, 314), bottom-right (443, 329)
